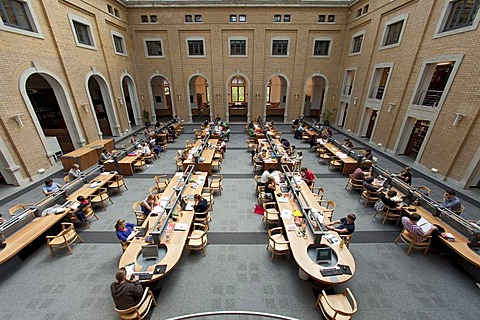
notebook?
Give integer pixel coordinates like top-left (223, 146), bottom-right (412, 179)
top-left (174, 223), bottom-right (188, 231)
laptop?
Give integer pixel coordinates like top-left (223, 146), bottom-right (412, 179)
top-left (136, 220), bottom-right (149, 238)
top-left (181, 197), bottom-right (194, 211)
top-left (142, 244), bottom-right (159, 261)
top-left (315, 247), bottom-right (333, 266)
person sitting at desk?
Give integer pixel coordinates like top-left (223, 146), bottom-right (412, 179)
top-left (441, 189), bottom-right (462, 212)
top-left (325, 127), bottom-right (333, 137)
top-left (363, 149), bottom-right (373, 161)
top-left (111, 267), bottom-right (145, 310)
top-left (294, 125), bottom-right (304, 139)
top-left (343, 138), bottom-right (354, 148)
top-left (363, 177), bottom-right (383, 193)
top-left (68, 163), bottom-right (82, 180)
top-left (326, 213), bottom-right (356, 235)
top-left (401, 213), bottom-right (438, 243)
top-left (260, 168), bottom-right (274, 185)
top-left (280, 138), bottom-right (290, 148)
top-left (193, 194), bottom-right (209, 216)
top-left (141, 195), bottom-right (158, 216)
top-left (264, 177), bottom-right (277, 200)
top-left (130, 133), bottom-right (139, 145)
top-left (300, 167), bottom-right (315, 187)
top-left (396, 166), bottom-right (412, 185)
top-left (42, 179), bottom-right (62, 196)
top-left (353, 166), bottom-right (370, 181)
top-left (99, 149), bottom-right (113, 164)
top-left (115, 219), bottom-right (136, 242)
top-left (255, 150), bottom-right (267, 162)
top-left (380, 190), bottom-right (404, 210)
top-left (72, 196), bottom-right (90, 223)
top-left (294, 151), bottom-right (303, 163)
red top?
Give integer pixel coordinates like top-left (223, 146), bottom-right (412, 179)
top-left (304, 170), bottom-right (315, 181)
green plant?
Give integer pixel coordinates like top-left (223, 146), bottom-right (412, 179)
top-left (321, 108), bottom-right (337, 125)
top-left (143, 109), bottom-right (150, 123)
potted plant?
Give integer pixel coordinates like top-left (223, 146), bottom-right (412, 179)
top-left (143, 109), bottom-right (151, 126)
top-left (321, 108), bottom-right (337, 126)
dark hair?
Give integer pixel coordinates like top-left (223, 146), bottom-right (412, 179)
top-left (115, 268), bottom-right (126, 282)
top-left (365, 177), bottom-right (374, 183)
top-left (194, 194), bottom-right (202, 201)
top-left (445, 189), bottom-right (456, 196)
top-left (410, 213), bottom-right (421, 221)
top-left (387, 190), bottom-right (397, 197)
top-left (77, 196), bottom-right (85, 202)
top-left (347, 213), bottom-right (356, 221)
top-left (268, 168), bottom-right (274, 173)
top-left (44, 179), bottom-right (53, 185)
top-left (361, 166), bottom-right (369, 171)
top-left (115, 219), bottom-right (126, 230)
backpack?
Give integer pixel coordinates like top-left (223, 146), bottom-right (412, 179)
top-left (374, 199), bottom-right (385, 212)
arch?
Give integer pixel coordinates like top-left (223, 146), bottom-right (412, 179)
top-left (19, 66), bottom-right (86, 163)
top-left (120, 72), bottom-right (141, 128)
top-left (85, 71), bottom-right (121, 137)
top-left (264, 73), bottom-right (290, 123)
top-left (0, 135), bottom-right (25, 186)
top-left (226, 72), bottom-right (251, 123)
top-left (148, 72), bottom-right (176, 124)
top-left (187, 72), bottom-right (212, 123)
top-left (302, 73), bottom-right (329, 121)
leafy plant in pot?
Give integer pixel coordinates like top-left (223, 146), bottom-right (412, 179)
top-left (143, 109), bottom-right (151, 126)
top-left (321, 108), bottom-right (337, 126)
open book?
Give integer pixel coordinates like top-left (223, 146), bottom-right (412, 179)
top-left (417, 217), bottom-right (433, 234)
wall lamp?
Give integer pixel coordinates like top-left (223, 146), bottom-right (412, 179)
top-left (12, 113), bottom-right (24, 128)
top-left (177, 93), bottom-right (182, 100)
top-left (453, 112), bottom-right (466, 127)
top-left (294, 93), bottom-right (299, 100)
top-left (216, 93), bottom-right (221, 100)
top-left (353, 97), bottom-right (358, 105)
top-left (81, 103), bottom-right (89, 113)
top-left (255, 93), bottom-right (260, 100)
top-left (387, 103), bottom-right (396, 113)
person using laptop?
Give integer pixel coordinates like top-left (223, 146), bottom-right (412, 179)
top-left (111, 267), bottom-right (145, 310)
top-left (326, 213), bottom-right (356, 235)
top-left (193, 194), bottom-right (208, 217)
top-left (141, 194), bottom-right (158, 216)
top-left (115, 219), bottom-right (136, 242)
top-left (68, 163), bottom-right (82, 180)
top-left (71, 196), bottom-right (89, 223)
top-left (42, 179), bottom-right (62, 197)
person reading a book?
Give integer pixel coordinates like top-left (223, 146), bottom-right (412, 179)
top-left (193, 194), bottom-right (208, 215)
top-left (141, 194), bottom-right (158, 215)
top-left (401, 213), bottom-right (438, 242)
top-left (326, 213), bottom-right (356, 235)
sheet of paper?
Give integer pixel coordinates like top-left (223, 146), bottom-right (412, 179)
top-left (281, 209), bottom-right (292, 219)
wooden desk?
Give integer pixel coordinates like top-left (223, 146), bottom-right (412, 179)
top-left (104, 153), bottom-right (142, 176)
top-left (118, 172), bottom-right (208, 282)
top-left (275, 179), bottom-right (356, 284)
top-left (67, 172), bottom-right (116, 200)
top-left (183, 139), bottom-right (218, 175)
top-left (257, 139), bottom-right (294, 171)
top-left (322, 142), bottom-right (357, 175)
top-left (86, 139), bottom-right (115, 157)
top-left (60, 139), bottom-right (114, 171)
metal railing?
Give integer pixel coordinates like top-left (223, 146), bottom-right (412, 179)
top-left (167, 311), bottom-right (298, 320)
top-left (414, 89), bottom-right (443, 107)
top-left (343, 85), bottom-right (353, 96)
top-left (368, 86), bottom-right (385, 100)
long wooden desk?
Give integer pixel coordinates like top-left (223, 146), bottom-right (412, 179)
top-left (258, 139), bottom-right (294, 171)
top-left (182, 139), bottom-right (218, 175)
top-left (60, 139), bottom-right (114, 171)
top-left (118, 172), bottom-right (208, 282)
top-left (275, 178), bottom-right (355, 284)
top-left (67, 172), bottom-right (116, 200)
top-left (321, 142), bottom-right (357, 175)
top-left (104, 152), bottom-right (143, 176)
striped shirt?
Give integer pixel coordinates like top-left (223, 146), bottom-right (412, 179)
top-left (401, 217), bottom-right (427, 242)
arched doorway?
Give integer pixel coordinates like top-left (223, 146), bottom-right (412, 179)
top-left (188, 75), bottom-right (210, 123)
top-left (26, 74), bottom-right (76, 154)
top-left (304, 76), bottom-right (327, 121)
top-left (265, 75), bottom-right (287, 122)
top-left (121, 75), bottom-right (141, 127)
top-left (228, 75), bottom-right (248, 122)
top-left (150, 76), bottom-right (173, 123)
top-left (87, 75), bottom-right (118, 137)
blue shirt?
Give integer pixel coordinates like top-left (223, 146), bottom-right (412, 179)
top-left (337, 218), bottom-right (355, 235)
top-left (116, 223), bottom-right (136, 241)
top-left (42, 182), bottom-right (61, 194)
top-left (441, 196), bottom-right (461, 212)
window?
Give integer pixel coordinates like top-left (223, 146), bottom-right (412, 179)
top-left (274, 14), bottom-right (281, 22)
top-left (144, 39), bottom-right (163, 57)
top-left (107, 5), bottom-right (113, 14)
top-left (356, 9), bottom-right (362, 17)
top-left (195, 15), bottom-right (202, 22)
top-left (114, 8), bottom-right (119, 17)
top-left (229, 38), bottom-right (247, 56)
top-left (284, 15), bottom-right (291, 22)
top-left (111, 31), bottom-right (126, 55)
top-left (141, 15), bottom-right (148, 23)
top-left (363, 5), bottom-right (369, 14)
top-left (318, 15), bottom-right (326, 22)
top-left (350, 31), bottom-right (364, 54)
top-left (0, 0), bottom-right (42, 37)
top-left (187, 38), bottom-right (205, 57)
top-left (312, 38), bottom-right (331, 57)
top-left (445, 0), bottom-right (479, 31)
top-left (150, 15), bottom-right (157, 23)
top-left (185, 15), bottom-right (192, 23)
top-left (271, 38), bottom-right (289, 56)
top-left (328, 15), bottom-right (335, 22)
top-left (381, 14), bottom-right (408, 48)
top-left (230, 15), bottom-right (237, 22)
top-left (69, 14), bottom-right (96, 49)
top-left (239, 15), bottom-right (246, 22)
top-left (231, 76), bottom-right (246, 102)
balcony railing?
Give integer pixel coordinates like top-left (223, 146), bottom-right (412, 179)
top-left (343, 85), bottom-right (353, 95)
top-left (368, 86), bottom-right (385, 100)
top-left (414, 89), bottom-right (443, 107)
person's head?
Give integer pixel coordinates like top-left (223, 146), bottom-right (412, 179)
top-left (300, 167), bottom-right (308, 173)
top-left (133, 134), bottom-right (137, 138)
top-left (410, 213), bottom-right (421, 222)
top-left (71, 164), bottom-right (79, 170)
top-left (267, 176), bottom-right (275, 183)
top-left (44, 179), bottom-right (53, 186)
top-left (345, 138), bottom-right (350, 142)
top-left (361, 166), bottom-right (369, 172)
top-left (115, 268), bottom-right (127, 282)
top-left (102, 148), bottom-right (108, 154)
top-left (194, 194), bottom-right (202, 201)
top-left (77, 195), bottom-right (85, 202)
top-left (445, 189), bottom-right (456, 199)
top-left (365, 177), bottom-right (374, 184)
top-left (268, 167), bottom-right (274, 174)
top-left (147, 194), bottom-right (155, 201)
top-left (346, 213), bottom-right (356, 223)
top-left (297, 151), bottom-right (303, 156)
top-left (115, 219), bottom-right (126, 230)
top-left (387, 190), bottom-right (397, 197)
top-left (404, 166), bottom-right (411, 172)
top-left (365, 149), bottom-right (371, 154)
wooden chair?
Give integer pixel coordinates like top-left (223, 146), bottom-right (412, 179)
top-left (201, 187), bottom-right (214, 210)
top-left (210, 175), bottom-right (223, 195)
top-left (359, 188), bottom-right (380, 207)
top-left (71, 204), bottom-right (98, 228)
top-left (194, 204), bottom-right (212, 230)
top-left (194, 129), bottom-right (203, 139)
top-left (175, 156), bottom-right (184, 171)
top-left (340, 234), bottom-right (353, 248)
top-left (413, 185), bottom-right (430, 196)
top-left (312, 187), bottom-right (326, 202)
top-left (148, 186), bottom-right (163, 197)
top-left (318, 200), bottom-right (336, 220)
top-left (185, 140), bottom-right (195, 149)
top-left (345, 174), bottom-right (363, 193)
top-left (120, 240), bottom-right (129, 252)
top-left (89, 187), bottom-right (113, 211)
top-left (328, 156), bottom-right (343, 171)
top-left (257, 186), bottom-right (271, 204)
top-left (318, 150), bottom-right (331, 165)
top-left (132, 201), bottom-right (146, 226)
top-left (302, 134), bottom-right (310, 143)
top-left (46, 223), bottom-right (84, 256)
top-left (133, 156), bottom-right (146, 172)
top-left (144, 151), bottom-right (155, 164)
top-left (394, 228), bottom-right (431, 255)
top-left (263, 202), bottom-right (280, 229)
top-left (114, 287), bottom-right (157, 320)
top-left (212, 158), bottom-right (222, 172)
top-left (293, 159), bottom-right (302, 172)
top-left (253, 161), bottom-right (263, 173)
top-left (63, 175), bottom-right (71, 183)
top-left (154, 175), bottom-right (170, 192)
top-left (453, 205), bottom-right (465, 215)
top-left (267, 227), bottom-right (290, 261)
top-left (246, 138), bottom-right (257, 151)
top-left (187, 223), bottom-right (208, 256)
top-left (315, 288), bottom-right (358, 320)
top-left (108, 174), bottom-right (128, 195)
top-left (381, 206), bottom-right (402, 226)
top-left (9, 203), bottom-right (34, 216)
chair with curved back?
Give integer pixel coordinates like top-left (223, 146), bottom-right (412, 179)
top-left (328, 156), bottom-right (343, 171)
top-left (212, 157), bottom-right (222, 172)
top-left (201, 187), bottom-right (214, 210)
top-left (114, 287), bottom-right (157, 320)
top-left (187, 223), bottom-right (208, 256)
top-left (46, 222), bottom-right (84, 256)
top-left (453, 205), bottom-right (465, 215)
top-left (71, 204), bottom-right (98, 228)
top-left (394, 227), bottom-right (431, 255)
top-left (315, 288), bottom-right (358, 320)
top-left (312, 187), bottom-right (326, 203)
top-left (345, 174), bottom-right (363, 193)
top-left (148, 186), bottom-right (163, 197)
top-left (63, 175), bottom-right (71, 184)
top-left (340, 234), bottom-right (353, 248)
top-left (133, 156), bottom-right (146, 172)
top-left (194, 204), bottom-right (212, 229)
top-left (359, 187), bottom-right (380, 207)
top-left (108, 174), bottom-right (128, 195)
top-left (154, 175), bottom-right (170, 192)
top-left (318, 200), bottom-right (336, 220)
top-left (132, 201), bottom-right (146, 226)
top-left (263, 202), bottom-right (280, 229)
top-left (210, 175), bottom-right (223, 195)
top-left (175, 156), bottom-right (184, 171)
top-left (318, 150), bottom-right (331, 165)
top-left (9, 203), bottom-right (34, 216)
top-left (89, 187), bottom-right (113, 211)
top-left (267, 227), bottom-right (290, 261)
top-left (413, 185), bottom-right (431, 196)
top-left (381, 205), bottom-right (402, 226)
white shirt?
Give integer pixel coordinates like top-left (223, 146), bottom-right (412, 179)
top-left (260, 170), bottom-right (271, 183)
